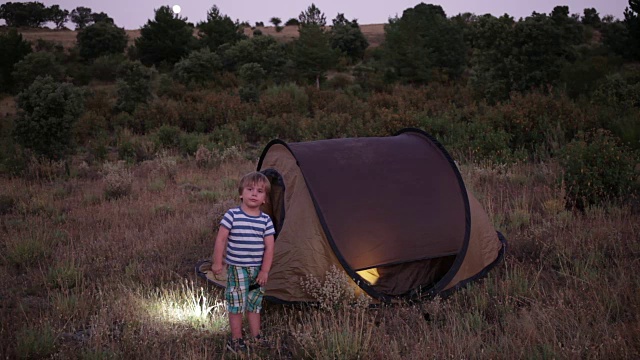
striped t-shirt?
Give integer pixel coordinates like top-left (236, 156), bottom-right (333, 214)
top-left (220, 207), bottom-right (275, 267)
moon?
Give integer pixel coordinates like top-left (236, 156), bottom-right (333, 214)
top-left (172, 5), bottom-right (181, 14)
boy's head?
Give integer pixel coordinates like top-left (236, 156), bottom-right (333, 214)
top-left (238, 171), bottom-right (271, 197)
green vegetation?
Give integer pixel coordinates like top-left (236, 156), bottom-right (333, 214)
top-left (0, 3), bottom-right (639, 356)
top-left (14, 76), bottom-right (84, 160)
top-left (76, 21), bottom-right (128, 61)
top-left (134, 6), bottom-right (197, 68)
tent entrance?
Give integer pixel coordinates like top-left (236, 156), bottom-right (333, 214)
top-left (260, 168), bottom-right (285, 239)
top-left (357, 255), bottom-right (456, 297)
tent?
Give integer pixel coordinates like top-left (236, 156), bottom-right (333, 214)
top-left (197, 128), bottom-right (506, 303)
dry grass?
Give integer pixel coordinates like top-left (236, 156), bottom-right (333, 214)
top-left (1, 154), bottom-right (638, 359)
top-left (12, 23), bottom-right (386, 51)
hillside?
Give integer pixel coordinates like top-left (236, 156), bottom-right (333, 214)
top-left (12, 23), bottom-right (387, 49)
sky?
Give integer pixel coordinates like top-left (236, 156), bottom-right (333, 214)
top-left (5, 0), bottom-right (633, 29)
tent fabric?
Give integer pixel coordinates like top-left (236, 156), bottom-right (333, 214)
top-left (287, 132), bottom-right (468, 271)
top-left (198, 128), bottom-right (506, 303)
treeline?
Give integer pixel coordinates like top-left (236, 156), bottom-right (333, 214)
top-left (0, 2), bottom-right (639, 208)
top-left (0, 2), bottom-right (113, 29)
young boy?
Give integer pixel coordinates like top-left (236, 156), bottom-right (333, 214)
top-left (211, 171), bottom-right (275, 353)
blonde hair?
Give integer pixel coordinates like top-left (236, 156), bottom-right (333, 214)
top-left (238, 171), bottom-right (271, 195)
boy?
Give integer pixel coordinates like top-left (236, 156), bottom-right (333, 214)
top-left (211, 171), bottom-right (275, 353)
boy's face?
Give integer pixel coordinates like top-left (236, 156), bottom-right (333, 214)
top-left (240, 181), bottom-right (267, 210)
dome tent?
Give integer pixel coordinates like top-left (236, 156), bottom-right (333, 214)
top-left (197, 128), bottom-right (506, 303)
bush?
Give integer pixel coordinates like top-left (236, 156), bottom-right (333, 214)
top-left (559, 129), bottom-right (638, 208)
top-left (0, 28), bottom-right (32, 93)
top-left (12, 52), bottom-right (65, 91)
top-left (115, 61), bottom-right (154, 114)
top-left (77, 21), bottom-right (128, 61)
top-left (172, 48), bottom-right (222, 86)
top-left (103, 161), bottom-right (133, 199)
top-left (91, 54), bottom-right (126, 81)
top-left (154, 125), bottom-right (182, 149)
top-left (239, 85), bottom-right (260, 103)
top-left (15, 324), bottom-right (56, 359)
top-left (14, 76), bottom-right (84, 160)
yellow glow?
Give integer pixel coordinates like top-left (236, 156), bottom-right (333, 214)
top-left (357, 268), bottom-right (380, 285)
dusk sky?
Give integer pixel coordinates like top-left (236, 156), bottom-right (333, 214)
top-left (6, 1), bottom-right (634, 29)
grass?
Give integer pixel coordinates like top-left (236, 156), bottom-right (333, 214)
top-left (0, 154), bottom-right (638, 359)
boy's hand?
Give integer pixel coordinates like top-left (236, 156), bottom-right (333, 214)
top-left (211, 262), bottom-right (223, 275)
top-left (256, 270), bottom-right (269, 286)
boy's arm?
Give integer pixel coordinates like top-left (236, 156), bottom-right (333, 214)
top-left (256, 234), bottom-right (275, 286)
top-left (211, 226), bottom-right (230, 274)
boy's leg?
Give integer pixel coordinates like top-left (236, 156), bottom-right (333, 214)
top-left (246, 266), bottom-right (264, 338)
top-left (225, 265), bottom-right (249, 339)
top-left (246, 311), bottom-right (260, 337)
top-left (229, 313), bottom-right (243, 339)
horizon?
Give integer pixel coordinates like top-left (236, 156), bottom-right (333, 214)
top-left (0, 1), bottom-right (632, 30)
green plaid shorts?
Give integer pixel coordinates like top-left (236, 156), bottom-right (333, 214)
top-left (225, 265), bottom-right (264, 314)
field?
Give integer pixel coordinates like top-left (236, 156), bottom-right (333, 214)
top-left (1, 147), bottom-right (638, 359)
top-left (13, 23), bottom-right (387, 50)
top-left (1, 19), bottom-right (639, 359)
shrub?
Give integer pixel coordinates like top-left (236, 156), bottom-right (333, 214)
top-left (14, 76), bottom-right (84, 160)
top-left (115, 61), bottom-right (154, 114)
top-left (178, 132), bottom-right (208, 155)
top-left (155, 125), bottom-right (182, 149)
top-left (91, 54), bottom-right (126, 82)
top-left (47, 261), bottom-right (81, 289)
top-left (239, 85), bottom-right (260, 103)
top-left (156, 74), bottom-right (187, 99)
top-left (261, 83), bottom-right (310, 116)
top-left (103, 161), bottom-right (133, 199)
top-left (195, 145), bottom-right (220, 168)
top-left (117, 136), bottom-right (155, 163)
top-left (74, 111), bottom-right (108, 146)
top-left (209, 124), bottom-right (244, 149)
top-left (77, 21), bottom-right (128, 61)
top-left (0, 28), bottom-right (32, 93)
top-left (15, 324), bottom-right (56, 359)
top-left (5, 233), bottom-right (51, 267)
top-left (172, 48), bottom-right (222, 86)
top-left (11, 52), bottom-right (65, 91)
top-left (559, 129), bottom-right (638, 208)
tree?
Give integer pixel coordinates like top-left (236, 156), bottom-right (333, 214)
top-left (285, 18), bottom-right (299, 26)
top-left (624, 0), bottom-right (640, 60)
top-left (0, 29), bottom-right (32, 93)
top-left (135, 6), bottom-right (197, 67)
top-left (12, 52), bottom-right (65, 91)
top-left (292, 22), bottom-right (337, 88)
top-left (270, 17), bottom-right (283, 32)
top-left (581, 8), bottom-right (601, 26)
top-left (173, 48), bottom-right (222, 85)
top-left (116, 61), bottom-right (154, 114)
top-left (470, 12), bottom-right (584, 102)
top-left (383, 3), bottom-right (467, 84)
top-left (602, 19), bottom-right (633, 59)
top-left (91, 12), bottom-right (114, 24)
top-left (238, 63), bottom-right (266, 102)
top-left (77, 21), bottom-right (128, 61)
top-left (47, 5), bottom-right (69, 29)
top-left (13, 76), bottom-right (84, 160)
top-left (197, 5), bottom-right (246, 52)
top-left (70, 6), bottom-right (93, 30)
top-left (223, 35), bottom-right (288, 79)
top-left (0, 2), bottom-right (48, 27)
top-left (298, 3), bottom-right (326, 26)
top-left (330, 13), bottom-right (369, 63)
